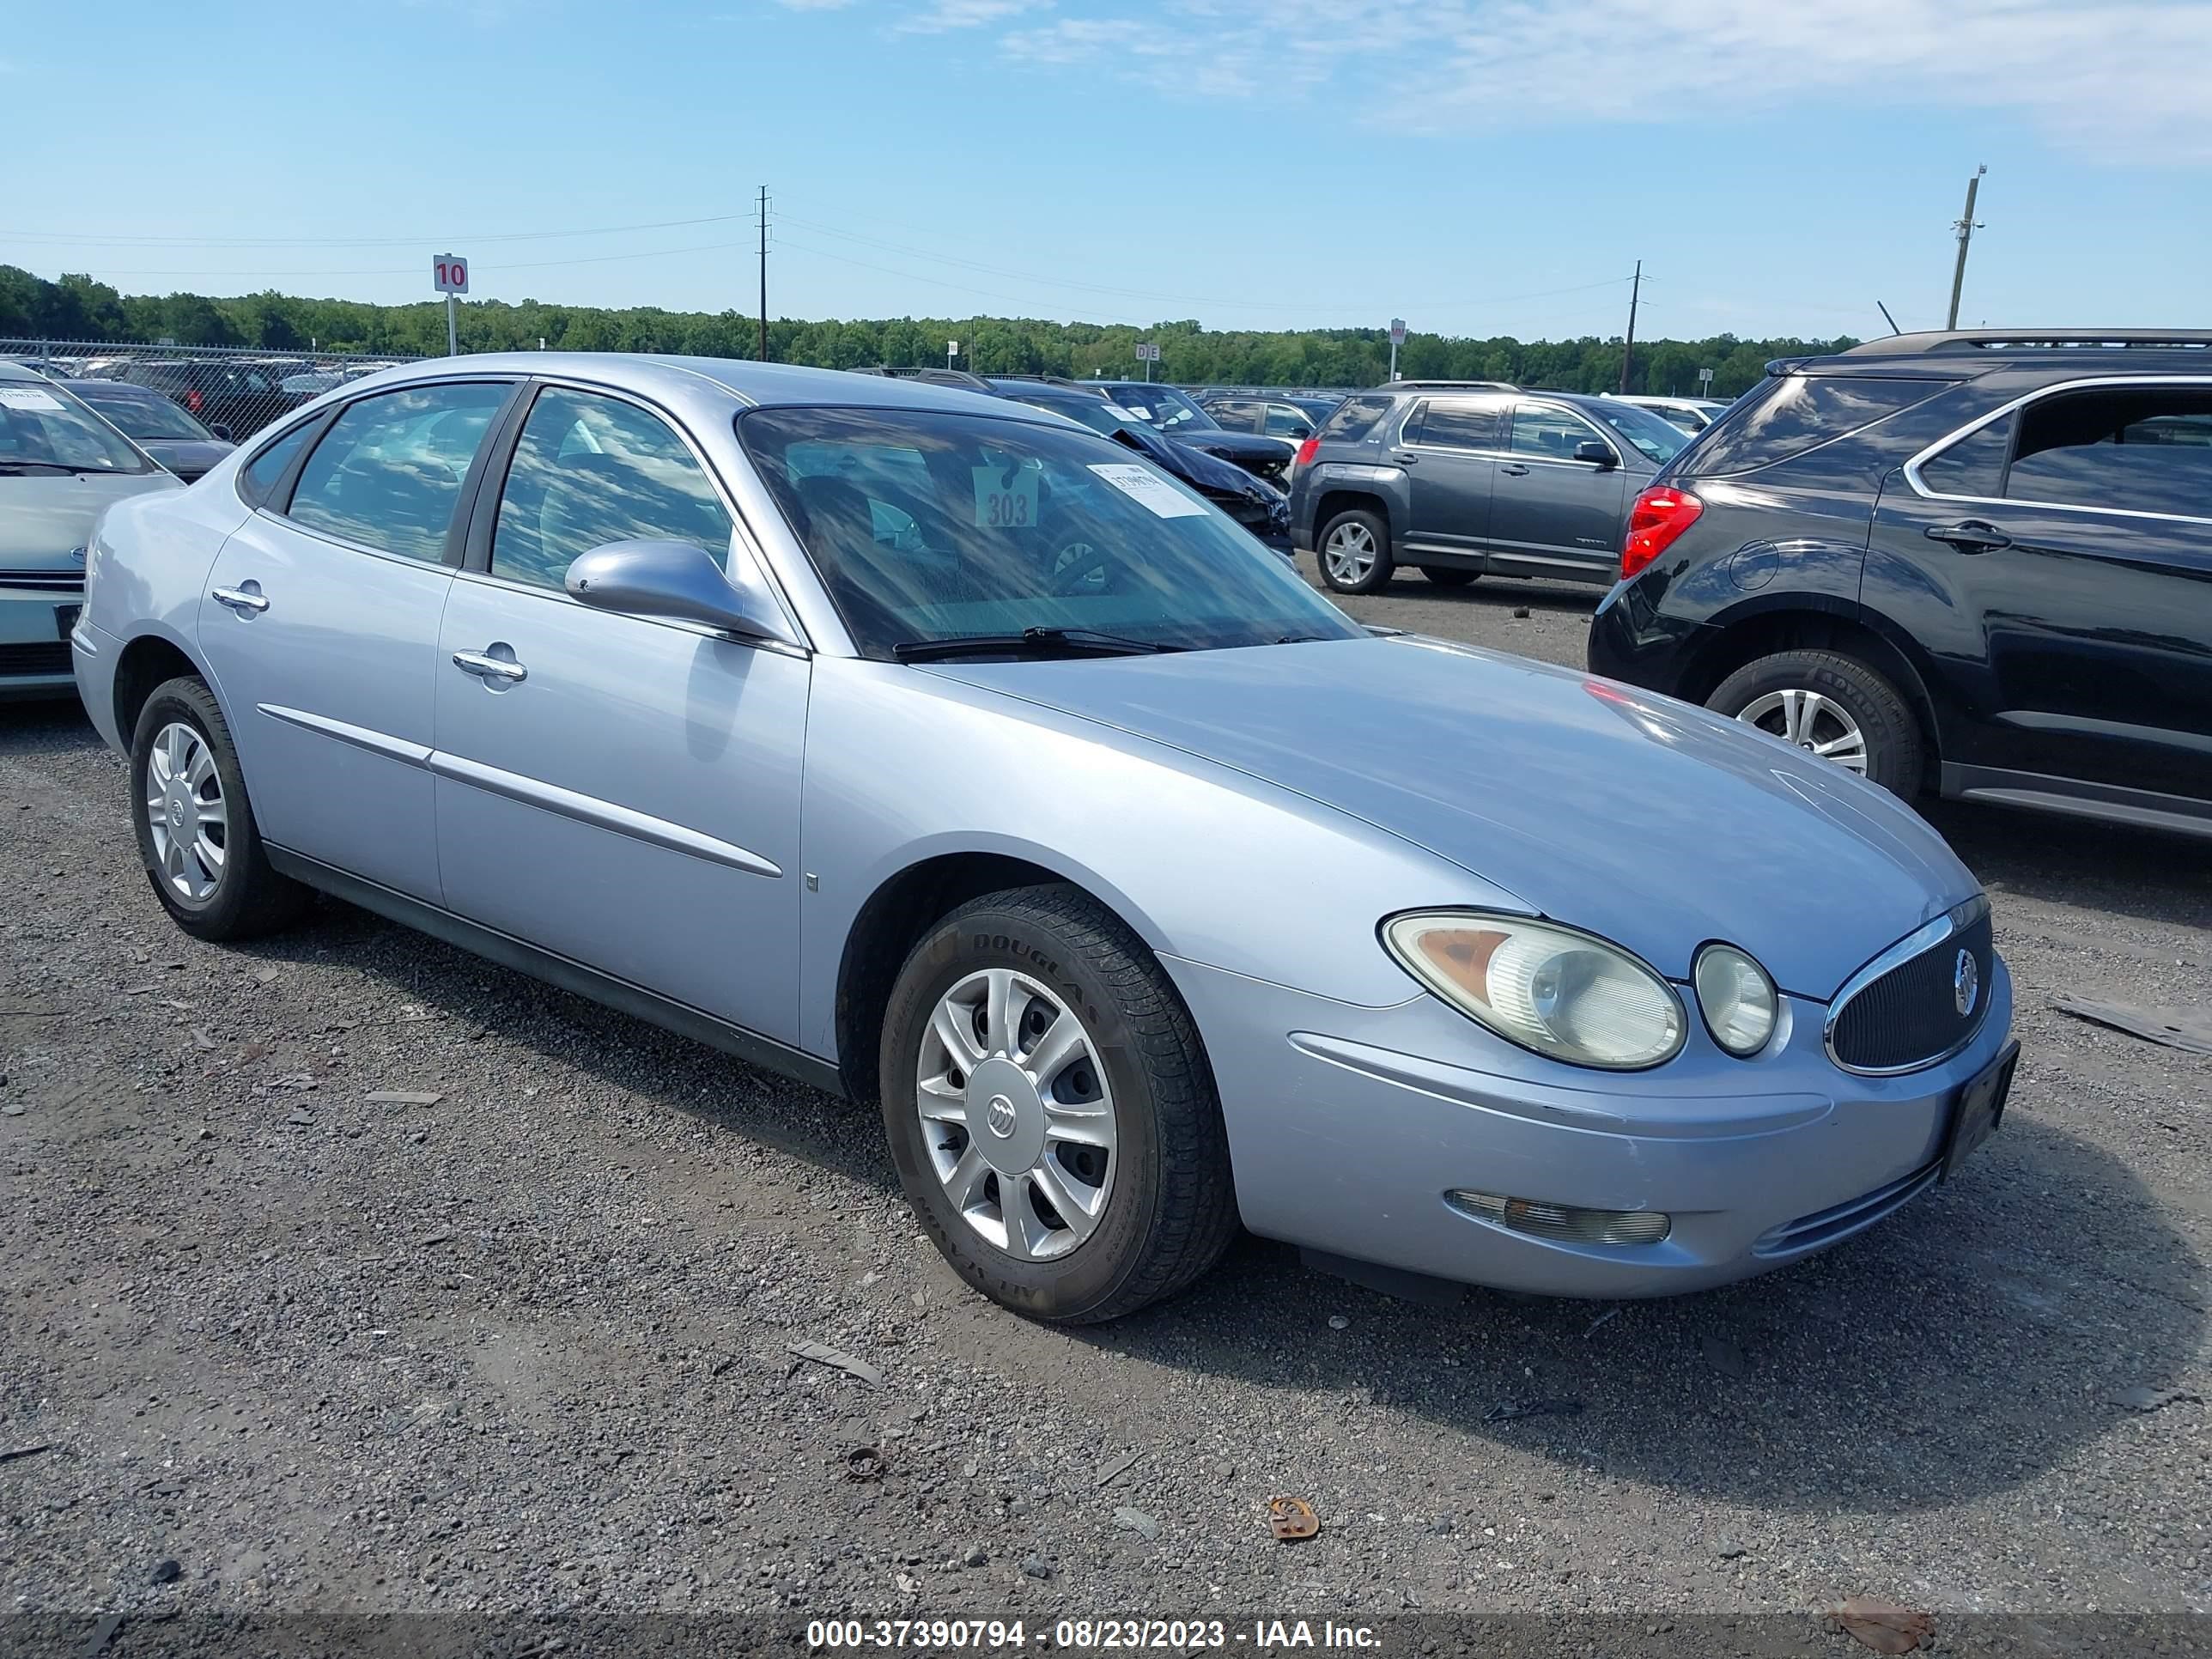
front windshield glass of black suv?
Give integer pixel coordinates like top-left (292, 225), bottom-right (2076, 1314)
top-left (740, 406), bottom-right (1362, 661)
top-left (1590, 401), bottom-right (1690, 465)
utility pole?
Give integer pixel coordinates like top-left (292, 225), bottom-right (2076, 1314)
top-left (757, 185), bottom-right (770, 363)
top-left (1618, 260), bottom-right (1642, 394)
top-left (1946, 165), bottom-right (1986, 331)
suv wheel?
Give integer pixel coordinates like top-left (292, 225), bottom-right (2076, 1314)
top-left (1707, 650), bottom-right (1923, 797)
top-left (1420, 567), bottom-right (1480, 589)
top-left (1316, 507), bottom-right (1395, 593)
top-left (130, 677), bottom-right (309, 940)
top-left (878, 884), bottom-right (1237, 1323)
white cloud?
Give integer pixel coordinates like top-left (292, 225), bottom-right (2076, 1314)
top-left (897, 0), bottom-right (1048, 28)
top-left (1000, 0), bottom-right (2212, 163)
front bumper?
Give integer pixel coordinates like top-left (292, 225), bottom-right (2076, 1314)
top-left (0, 586), bottom-right (85, 702)
top-left (1164, 951), bottom-right (2016, 1299)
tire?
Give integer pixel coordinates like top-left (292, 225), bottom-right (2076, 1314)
top-left (130, 676), bottom-right (309, 941)
top-left (1315, 507), bottom-right (1395, 593)
top-left (1706, 649), bottom-right (1924, 798)
top-left (1420, 567), bottom-right (1481, 589)
top-left (878, 884), bottom-right (1237, 1323)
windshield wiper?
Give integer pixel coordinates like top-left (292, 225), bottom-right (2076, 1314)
top-left (893, 627), bottom-right (1183, 663)
top-left (0, 460), bottom-right (78, 475)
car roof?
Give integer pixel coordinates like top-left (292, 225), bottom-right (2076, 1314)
top-left (1784, 329), bottom-right (2212, 377)
top-left (0, 360), bottom-right (53, 383)
top-left (352, 352), bottom-right (1057, 420)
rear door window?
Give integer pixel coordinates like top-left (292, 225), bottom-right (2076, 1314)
top-left (2002, 386), bottom-right (2212, 518)
top-left (1416, 401), bottom-right (1502, 451)
top-left (286, 382), bottom-right (512, 562)
top-left (1693, 374), bottom-right (1949, 475)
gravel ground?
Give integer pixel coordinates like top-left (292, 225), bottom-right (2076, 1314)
top-left (2, 559), bottom-right (2208, 1651)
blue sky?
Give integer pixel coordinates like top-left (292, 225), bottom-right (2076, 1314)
top-left (9, 0), bottom-right (2211, 339)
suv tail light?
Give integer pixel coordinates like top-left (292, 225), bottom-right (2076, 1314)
top-left (1621, 485), bottom-right (1703, 580)
top-left (184, 388), bottom-right (204, 415)
top-left (1292, 435), bottom-right (1320, 471)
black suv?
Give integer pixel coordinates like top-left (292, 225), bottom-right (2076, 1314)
top-left (1588, 330), bottom-right (2212, 839)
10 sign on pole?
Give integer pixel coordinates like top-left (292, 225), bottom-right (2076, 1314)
top-left (433, 254), bottom-right (470, 356)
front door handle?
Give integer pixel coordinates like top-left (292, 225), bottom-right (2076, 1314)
top-left (452, 648), bottom-right (527, 684)
top-left (1499, 463), bottom-right (1530, 477)
top-left (211, 585), bottom-right (269, 615)
top-left (1926, 520), bottom-right (2012, 552)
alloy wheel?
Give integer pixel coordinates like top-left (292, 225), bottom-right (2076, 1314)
top-left (1322, 521), bottom-right (1377, 585)
top-left (1736, 689), bottom-right (1869, 775)
top-left (144, 720), bottom-right (228, 902)
top-left (915, 968), bottom-right (1117, 1261)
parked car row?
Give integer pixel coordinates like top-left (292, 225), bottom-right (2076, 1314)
top-left (6, 351), bottom-right (410, 441)
top-left (34, 353), bottom-right (2017, 1325)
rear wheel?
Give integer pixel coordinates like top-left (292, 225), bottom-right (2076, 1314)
top-left (129, 677), bottom-right (308, 940)
top-left (1707, 649), bottom-right (1923, 798)
top-left (1316, 507), bottom-right (1395, 593)
top-left (878, 885), bottom-right (1237, 1323)
top-left (1420, 567), bottom-right (1481, 589)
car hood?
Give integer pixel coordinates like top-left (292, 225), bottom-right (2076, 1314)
top-left (927, 635), bottom-right (1979, 999)
top-left (138, 438), bottom-right (237, 480)
top-left (0, 471), bottom-right (180, 562)
top-left (1164, 427), bottom-right (1295, 465)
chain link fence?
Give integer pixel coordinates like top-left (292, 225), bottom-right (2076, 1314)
top-left (1, 339), bottom-right (423, 441)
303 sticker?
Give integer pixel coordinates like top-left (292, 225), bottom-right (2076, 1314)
top-left (972, 465), bottom-right (1039, 529)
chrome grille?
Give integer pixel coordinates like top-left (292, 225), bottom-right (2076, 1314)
top-left (0, 642), bottom-right (73, 677)
top-left (1826, 896), bottom-right (1995, 1074)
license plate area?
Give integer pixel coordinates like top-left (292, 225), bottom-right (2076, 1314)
top-left (1940, 1040), bottom-right (2018, 1182)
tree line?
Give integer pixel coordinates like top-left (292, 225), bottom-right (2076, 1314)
top-left (1, 265), bottom-right (1856, 398)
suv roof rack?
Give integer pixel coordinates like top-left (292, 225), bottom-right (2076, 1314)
top-left (984, 373), bottom-right (1092, 390)
top-left (1839, 329), bottom-right (2212, 357)
top-left (848, 365), bottom-right (996, 391)
top-left (1380, 379), bottom-right (1518, 392)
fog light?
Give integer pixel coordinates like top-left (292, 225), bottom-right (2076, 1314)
top-left (1447, 1190), bottom-right (1671, 1247)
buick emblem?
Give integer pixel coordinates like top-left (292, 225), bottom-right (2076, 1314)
top-left (1953, 949), bottom-right (1979, 1018)
top-left (984, 1094), bottom-right (1018, 1139)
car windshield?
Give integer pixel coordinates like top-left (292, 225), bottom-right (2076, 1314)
top-left (74, 385), bottom-right (211, 441)
top-left (739, 405), bottom-right (1360, 661)
top-left (0, 380), bottom-right (154, 472)
top-left (1590, 401), bottom-right (1690, 465)
top-left (1002, 391), bottom-right (1130, 440)
top-left (1115, 386), bottom-right (1215, 434)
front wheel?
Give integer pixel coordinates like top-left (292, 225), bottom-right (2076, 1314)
top-left (1706, 649), bottom-right (1924, 798)
top-left (1316, 507), bottom-right (1395, 593)
top-left (130, 676), bottom-right (308, 940)
top-left (878, 885), bottom-right (1236, 1323)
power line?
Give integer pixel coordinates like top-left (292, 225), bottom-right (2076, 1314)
top-left (0, 212), bottom-right (755, 250)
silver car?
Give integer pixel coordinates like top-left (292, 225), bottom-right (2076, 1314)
top-left (75, 355), bottom-right (2019, 1322)
top-left (2, 362), bottom-right (180, 699)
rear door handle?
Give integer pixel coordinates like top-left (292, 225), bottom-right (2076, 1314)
top-left (1499, 463), bottom-right (1530, 477)
top-left (1927, 520), bottom-right (2011, 552)
top-left (452, 648), bottom-right (527, 684)
top-left (210, 585), bottom-right (269, 615)
top-left (1391, 453), bottom-right (1418, 465)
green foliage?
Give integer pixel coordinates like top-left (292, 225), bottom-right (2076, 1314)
top-left (0, 265), bottom-right (1854, 398)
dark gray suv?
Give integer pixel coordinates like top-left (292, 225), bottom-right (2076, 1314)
top-left (1285, 382), bottom-right (1690, 593)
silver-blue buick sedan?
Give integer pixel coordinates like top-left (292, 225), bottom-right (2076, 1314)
top-left (74, 354), bottom-right (2018, 1322)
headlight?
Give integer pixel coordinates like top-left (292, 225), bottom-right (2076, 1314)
top-left (1382, 912), bottom-right (1685, 1070)
top-left (1692, 944), bottom-right (1778, 1056)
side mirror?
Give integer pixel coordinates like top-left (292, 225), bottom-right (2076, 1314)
top-left (566, 539), bottom-right (796, 645)
top-left (210, 422), bottom-right (234, 442)
top-left (1573, 440), bottom-right (1619, 468)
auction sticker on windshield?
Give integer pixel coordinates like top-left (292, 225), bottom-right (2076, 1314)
top-left (1091, 463), bottom-right (1207, 518)
top-left (972, 465), bottom-right (1039, 528)
top-left (0, 386), bottom-right (66, 412)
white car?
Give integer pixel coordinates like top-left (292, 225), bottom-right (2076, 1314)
top-left (1605, 393), bottom-right (1730, 433)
